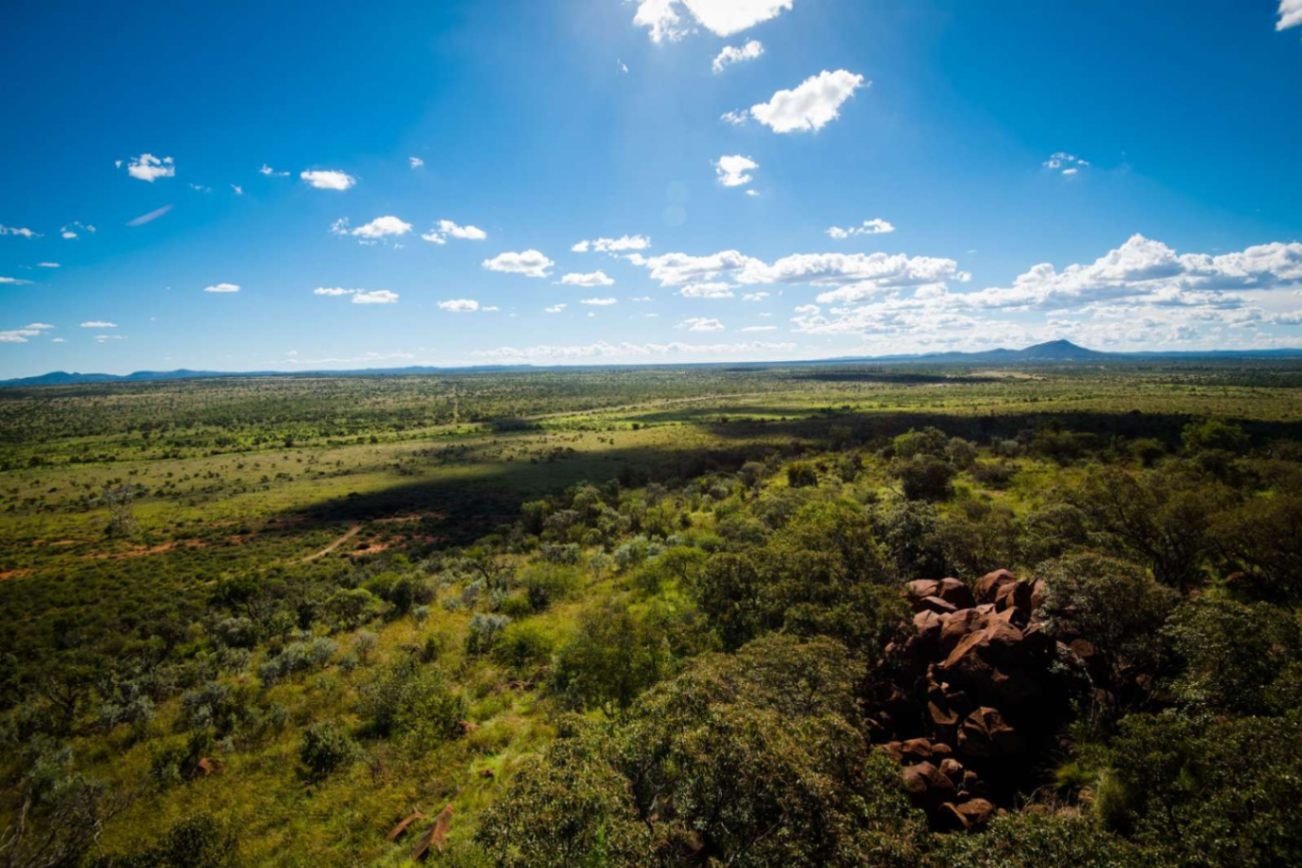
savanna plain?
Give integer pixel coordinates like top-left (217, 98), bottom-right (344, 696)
top-left (2, 361), bottom-right (1300, 866)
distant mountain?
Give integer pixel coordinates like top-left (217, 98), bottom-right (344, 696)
top-left (3, 341), bottom-right (1300, 388)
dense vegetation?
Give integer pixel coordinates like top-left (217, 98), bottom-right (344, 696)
top-left (1, 362), bottom-right (1299, 865)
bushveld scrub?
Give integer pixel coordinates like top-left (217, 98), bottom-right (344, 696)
top-left (1, 362), bottom-right (1299, 864)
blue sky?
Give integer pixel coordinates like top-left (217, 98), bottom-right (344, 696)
top-left (1, 0), bottom-right (1300, 376)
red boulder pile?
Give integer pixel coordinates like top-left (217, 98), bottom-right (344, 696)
top-left (868, 569), bottom-right (1068, 830)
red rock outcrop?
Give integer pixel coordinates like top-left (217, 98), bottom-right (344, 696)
top-left (871, 568), bottom-right (1065, 829)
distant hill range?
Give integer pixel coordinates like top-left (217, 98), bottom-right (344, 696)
top-left (4, 340), bottom-right (1300, 388)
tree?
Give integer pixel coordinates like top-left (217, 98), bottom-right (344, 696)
top-left (482, 636), bottom-right (927, 867)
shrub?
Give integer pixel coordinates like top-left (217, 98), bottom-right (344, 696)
top-left (299, 721), bottom-right (356, 781)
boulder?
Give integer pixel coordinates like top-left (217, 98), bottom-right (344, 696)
top-left (954, 798), bottom-right (996, 828)
top-left (905, 579), bottom-right (941, 608)
top-left (975, 569), bottom-right (1017, 604)
top-left (920, 595), bottom-right (959, 615)
top-left (957, 707), bottom-right (1021, 758)
top-left (937, 577), bottom-right (975, 609)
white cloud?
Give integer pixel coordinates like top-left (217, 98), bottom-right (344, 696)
top-left (483, 249), bottom-right (554, 278)
top-left (0, 225), bottom-right (38, 238)
top-left (313, 287), bottom-right (358, 296)
top-left (964, 234), bottom-right (1302, 311)
top-left (409, 156), bottom-right (425, 169)
top-left (629, 248), bottom-right (964, 294)
top-left (679, 282), bottom-right (735, 299)
top-left (679, 316), bottom-right (725, 332)
top-left (421, 219), bottom-right (487, 244)
top-left (571, 234), bottom-right (651, 254)
top-left (334, 215), bottom-right (412, 242)
top-left (189, 183), bottom-right (212, 193)
top-left (741, 325), bottom-right (777, 332)
top-left (204, 282), bottom-right (240, 293)
top-left (124, 154), bottom-right (175, 182)
top-left (0, 322), bottom-right (54, 343)
top-left (260, 164), bottom-right (289, 177)
top-left (37, 262), bottom-right (59, 268)
top-left (580, 297), bottom-right (618, 306)
top-left (126, 205), bottom-right (173, 227)
top-left (713, 39), bottom-right (764, 73)
top-left (231, 184), bottom-right (244, 195)
top-left (0, 276), bottom-right (31, 285)
top-left (544, 304), bottom-right (567, 314)
top-left (1043, 152), bottom-right (1090, 175)
top-left (627, 249), bottom-right (762, 286)
top-left (438, 299), bottom-right (482, 312)
top-left (51, 337), bottom-right (65, 343)
top-left (352, 289), bottom-right (399, 305)
top-left (750, 69), bottom-right (866, 133)
top-left (827, 218), bottom-right (896, 239)
top-left (633, 0), bottom-right (794, 42)
top-left (721, 109), bottom-right (750, 126)
top-left (81, 321), bottom-right (117, 328)
top-left (714, 154), bottom-right (758, 187)
top-left (742, 291), bottom-right (770, 301)
top-left (59, 222), bottom-right (93, 239)
top-left (95, 334), bottom-right (124, 343)
top-left (561, 271), bottom-right (615, 287)
top-left (472, 339), bottom-right (796, 363)
top-left (1278, 0), bottom-right (1302, 30)
top-left (301, 169), bottom-right (356, 190)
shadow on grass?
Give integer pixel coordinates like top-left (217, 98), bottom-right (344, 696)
top-left (283, 407), bottom-right (1302, 548)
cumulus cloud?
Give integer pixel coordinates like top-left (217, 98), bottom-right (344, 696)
top-left (679, 282), bottom-right (735, 299)
top-left (1278, 0), bottom-right (1302, 30)
top-left (580, 297), bottom-right (618, 306)
top-left (0, 225), bottom-right (39, 238)
top-left (352, 289), bottom-right (399, 304)
top-left (741, 325), bottom-right (777, 332)
top-left (827, 218), bottom-right (895, 239)
top-left (721, 109), bottom-right (750, 126)
top-left (627, 249), bottom-right (762, 286)
top-left (314, 287), bottom-right (399, 305)
top-left (60, 222), bottom-right (94, 239)
top-left (544, 304), bottom-right (567, 314)
top-left (472, 339), bottom-right (796, 363)
top-left (713, 39), bottom-right (764, 73)
top-left (204, 282), bottom-right (240, 293)
top-left (561, 271), bottom-right (615, 287)
top-left (964, 234), bottom-right (1302, 311)
top-left (679, 316), bottom-right (725, 332)
top-left (629, 248), bottom-right (964, 295)
top-left (438, 299), bottom-right (482, 312)
top-left (572, 235), bottom-right (651, 254)
top-left (634, 0), bottom-right (793, 42)
top-left (1043, 152), bottom-right (1090, 176)
top-left (0, 322), bottom-right (54, 343)
top-left (483, 249), bottom-right (554, 278)
top-left (332, 215), bottom-right (412, 242)
top-left (742, 291), bottom-right (770, 301)
top-left (714, 154), bottom-right (758, 187)
top-left (301, 169), bottom-right (356, 190)
top-left (421, 219), bottom-right (487, 244)
top-left (81, 321), bottom-right (117, 328)
top-left (123, 154), bottom-right (175, 182)
top-left (750, 69), bottom-right (866, 133)
top-left (260, 164), bottom-right (289, 177)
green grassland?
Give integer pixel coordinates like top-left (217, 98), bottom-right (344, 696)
top-left (1, 362), bottom-right (1300, 866)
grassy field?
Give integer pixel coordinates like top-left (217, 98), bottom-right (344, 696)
top-left (1, 361), bottom-right (1300, 865)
